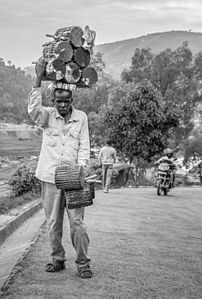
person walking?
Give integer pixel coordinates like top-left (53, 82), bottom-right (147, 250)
top-left (98, 140), bottom-right (116, 193)
top-left (27, 58), bottom-right (92, 278)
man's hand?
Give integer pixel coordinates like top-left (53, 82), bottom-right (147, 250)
top-left (35, 57), bottom-right (46, 78)
top-left (34, 58), bottom-right (46, 88)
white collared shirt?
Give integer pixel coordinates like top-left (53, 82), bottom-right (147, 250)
top-left (27, 88), bottom-right (90, 183)
top-left (98, 146), bottom-right (116, 165)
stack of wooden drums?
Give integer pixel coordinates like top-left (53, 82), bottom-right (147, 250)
top-left (36, 25), bottom-right (98, 88)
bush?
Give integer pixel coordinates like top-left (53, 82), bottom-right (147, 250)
top-left (8, 164), bottom-right (41, 197)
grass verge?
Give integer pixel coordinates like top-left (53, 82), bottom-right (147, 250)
top-left (0, 192), bottom-right (38, 215)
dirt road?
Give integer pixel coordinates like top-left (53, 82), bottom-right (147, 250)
top-left (1, 187), bottom-right (202, 299)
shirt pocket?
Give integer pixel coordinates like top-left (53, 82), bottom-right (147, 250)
top-left (69, 131), bottom-right (80, 150)
top-left (44, 128), bottom-right (60, 146)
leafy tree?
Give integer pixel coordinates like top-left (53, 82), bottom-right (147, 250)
top-left (121, 48), bottom-right (154, 84)
top-left (104, 80), bottom-right (179, 164)
top-left (0, 58), bottom-right (34, 123)
top-left (121, 42), bottom-right (202, 144)
top-left (88, 108), bottom-right (108, 147)
top-left (183, 135), bottom-right (202, 164)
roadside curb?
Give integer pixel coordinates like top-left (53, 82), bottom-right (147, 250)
top-left (1, 220), bottom-right (46, 295)
top-left (0, 201), bottom-right (42, 246)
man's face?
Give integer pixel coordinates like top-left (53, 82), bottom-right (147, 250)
top-left (54, 89), bottom-right (72, 116)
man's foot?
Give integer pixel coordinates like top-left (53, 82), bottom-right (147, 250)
top-left (45, 259), bottom-right (65, 272)
top-left (103, 189), bottom-right (109, 193)
top-left (78, 265), bottom-right (92, 279)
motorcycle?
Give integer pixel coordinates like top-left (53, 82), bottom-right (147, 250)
top-left (156, 163), bottom-right (173, 196)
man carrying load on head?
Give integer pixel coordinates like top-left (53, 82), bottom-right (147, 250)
top-left (27, 58), bottom-right (92, 278)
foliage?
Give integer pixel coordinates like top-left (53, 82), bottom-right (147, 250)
top-left (8, 164), bottom-right (41, 197)
top-left (121, 42), bottom-right (202, 144)
top-left (0, 58), bottom-right (34, 123)
top-left (0, 193), bottom-right (37, 214)
top-left (183, 136), bottom-right (202, 164)
top-left (88, 109), bottom-right (108, 147)
top-left (104, 80), bottom-right (179, 163)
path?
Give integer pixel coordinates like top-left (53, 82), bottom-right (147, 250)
top-left (1, 187), bottom-right (202, 299)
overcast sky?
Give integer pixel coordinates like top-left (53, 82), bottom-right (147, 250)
top-left (1, 0), bottom-right (202, 68)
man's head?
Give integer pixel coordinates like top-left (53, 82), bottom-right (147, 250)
top-left (106, 139), bottom-right (112, 146)
top-left (53, 89), bottom-right (73, 116)
top-left (164, 148), bottom-right (173, 158)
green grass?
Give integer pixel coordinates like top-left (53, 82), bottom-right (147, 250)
top-left (0, 192), bottom-right (38, 214)
top-left (0, 129), bottom-right (42, 159)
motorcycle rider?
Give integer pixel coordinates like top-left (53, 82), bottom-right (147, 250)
top-left (155, 148), bottom-right (176, 188)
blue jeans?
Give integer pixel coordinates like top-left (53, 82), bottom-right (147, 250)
top-left (102, 164), bottom-right (113, 190)
top-left (41, 182), bottom-right (91, 267)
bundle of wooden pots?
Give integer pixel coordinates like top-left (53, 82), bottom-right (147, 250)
top-left (36, 25), bottom-right (98, 88)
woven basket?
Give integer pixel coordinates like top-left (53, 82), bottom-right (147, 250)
top-left (55, 164), bottom-right (85, 190)
top-left (65, 182), bottom-right (94, 209)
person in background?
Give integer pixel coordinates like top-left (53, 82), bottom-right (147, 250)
top-left (98, 140), bottom-right (116, 193)
top-left (155, 148), bottom-right (176, 188)
top-left (27, 58), bottom-right (92, 278)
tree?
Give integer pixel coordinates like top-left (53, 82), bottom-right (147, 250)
top-left (121, 42), bottom-right (201, 144)
top-left (105, 80), bottom-right (178, 162)
top-left (0, 58), bottom-right (34, 123)
top-left (183, 135), bottom-right (202, 164)
top-left (88, 110), bottom-right (106, 147)
top-left (121, 48), bottom-right (154, 84)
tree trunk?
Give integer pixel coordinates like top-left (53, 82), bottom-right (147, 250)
top-left (54, 41), bottom-right (73, 63)
top-left (39, 26), bottom-right (97, 88)
top-left (65, 62), bottom-right (81, 83)
top-left (54, 26), bottom-right (84, 48)
top-left (134, 157), bottom-right (138, 186)
top-left (43, 41), bottom-right (73, 63)
top-left (80, 67), bottom-right (98, 86)
top-left (43, 58), bottom-right (66, 81)
top-left (74, 47), bottom-right (90, 68)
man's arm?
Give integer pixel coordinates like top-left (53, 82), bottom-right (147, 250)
top-left (77, 113), bottom-right (90, 167)
top-left (113, 148), bottom-right (117, 163)
top-left (27, 58), bottom-right (49, 128)
top-left (155, 156), bottom-right (166, 165)
top-left (98, 148), bottom-right (103, 166)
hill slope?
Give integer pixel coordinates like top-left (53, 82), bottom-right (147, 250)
top-left (94, 30), bottom-right (202, 79)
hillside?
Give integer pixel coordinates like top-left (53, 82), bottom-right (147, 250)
top-left (94, 30), bottom-right (202, 79)
top-left (0, 123), bottom-right (42, 161)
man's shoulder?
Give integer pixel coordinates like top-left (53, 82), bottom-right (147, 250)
top-left (74, 108), bottom-right (88, 119)
top-left (109, 146), bottom-right (116, 152)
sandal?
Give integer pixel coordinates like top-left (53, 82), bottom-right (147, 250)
top-left (78, 265), bottom-right (92, 279)
top-left (45, 260), bottom-right (65, 272)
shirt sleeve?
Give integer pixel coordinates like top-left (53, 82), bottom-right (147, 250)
top-left (77, 113), bottom-right (90, 167)
top-left (98, 148), bottom-right (103, 165)
top-left (27, 87), bottom-right (49, 128)
top-left (113, 149), bottom-right (117, 163)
